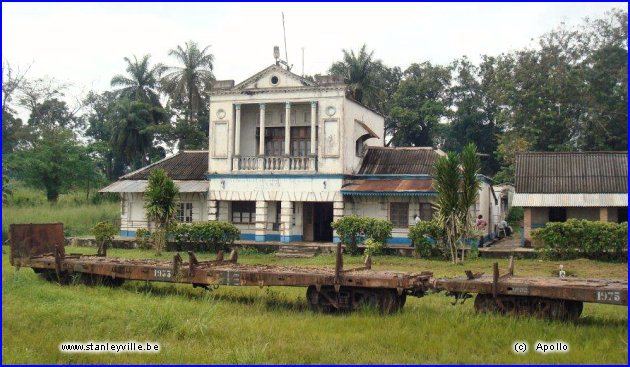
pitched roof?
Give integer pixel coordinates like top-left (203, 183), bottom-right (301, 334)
top-left (233, 64), bottom-right (315, 89)
top-left (515, 152), bottom-right (628, 194)
top-left (357, 147), bottom-right (445, 175)
top-left (120, 151), bottom-right (208, 180)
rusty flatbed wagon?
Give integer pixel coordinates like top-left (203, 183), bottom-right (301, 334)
top-left (9, 224), bottom-right (432, 313)
top-left (8, 224), bottom-right (628, 319)
top-left (435, 259), bottom-right (628, 320)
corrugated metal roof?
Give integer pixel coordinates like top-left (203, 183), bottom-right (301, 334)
top-left (342, 179), bottom-right (437, 196)
top-left (515, 152), bottom-right (627, 194)
top-left (99, 180), bottom-right (208, 193)
top-left (512, 193), bottom-right (628, 207)
top-left (121, 151), bottom-right (208, 180)
top-left (357, 147), bottom-right (445, 175)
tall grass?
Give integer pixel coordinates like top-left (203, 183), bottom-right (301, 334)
top-left (2, 246), bottom-right (627, 364)
top-left (2, 186), bottom-right (119, 240)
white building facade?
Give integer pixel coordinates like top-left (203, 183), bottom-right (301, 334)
top-left (103, 63), bottom-right (503, 245)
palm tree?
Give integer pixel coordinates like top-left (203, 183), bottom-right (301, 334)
top-left (144, 168), bottom-right (179, 255)
top-left (329, 44), bottom-right (384, 109)
top-left (110, 99), bottom-right (156, 168)
top-left (111, 55), bottom-right (164, 105)
top-left (432, 144), bottom-right (481, 264)
top-left (161, 41), bottom-right (215, 124)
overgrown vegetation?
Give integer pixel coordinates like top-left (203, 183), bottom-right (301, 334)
top-left (408, 220), bottom-right (444, 259)
top-left (433, 144), bottom-right (481, 264)
top-left (2, 245), bottom-right (627, 364)
top-left (331, 216), bottom-right (393, 255)
top-left (144, 168), bottom-right (179, 256)
top-left (1, 187), bottom-right (119, 243)
top-left (171, 222), bottom-right (241, 252)
top-left (89, 221), bottom-right (117, 255)
top-left (507, 206), bottom-right (524, 226)
top-left (533, 219), bottom-right (628, 262)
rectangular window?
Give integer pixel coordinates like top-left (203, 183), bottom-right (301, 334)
top-left (419, 203), bottom-right (433, 221)
top-left (390, 202), bottom-right (409, 228)
top-left (231, 201), bottom-right (255, 224)
top-left (177, 203), bottom-right (193, 223)
top-left (549, 207), bottom-right (567, 222)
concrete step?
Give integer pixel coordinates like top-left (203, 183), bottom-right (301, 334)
top-left (276, 245), bottom-right (321, 258)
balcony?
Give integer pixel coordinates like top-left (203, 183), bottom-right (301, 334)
top-left (232, 156), bottom-right (317, 172)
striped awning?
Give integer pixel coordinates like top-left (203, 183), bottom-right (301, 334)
top-left (512, 193), bottom-right (627, 207)
top-left (341, 179), bottom-right (437, 196)
top-left (99, 180), bottom-right (208, 193)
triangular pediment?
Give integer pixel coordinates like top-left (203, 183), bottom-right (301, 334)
top-left (234, 65), bottom-right (315, 90)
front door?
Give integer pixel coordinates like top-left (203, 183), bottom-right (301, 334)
top-left (302, 202), bottom-right (334, 242)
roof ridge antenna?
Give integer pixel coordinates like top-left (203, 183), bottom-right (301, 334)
top-left (278, 12), bottom-right (292, 71)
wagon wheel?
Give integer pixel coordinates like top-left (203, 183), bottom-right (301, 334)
top-left (566, 301), bottom-right (583, 321)
top-left (378, 289), bottom-right (399, 314)
top-left (306, 285), bottom-right (323, 313)
top-left (397, 294), bottom-right (407, 308)
top-left (474, 294), bottom-right (501, 313)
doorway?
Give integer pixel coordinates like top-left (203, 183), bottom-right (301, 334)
top-left (302, 202), bottom-right (334, 242)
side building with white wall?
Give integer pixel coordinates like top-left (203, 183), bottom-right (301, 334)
top-left (100, 151), bottom-right (208, 237)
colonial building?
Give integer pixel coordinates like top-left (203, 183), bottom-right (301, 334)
top-left (100, 151), bottom-right (209, 236)
top-left (512, 151), bottom-right (628, 245)
top-left (102, 62), bottom-right (505, 245)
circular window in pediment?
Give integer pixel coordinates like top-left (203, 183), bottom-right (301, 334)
top-left (270, 75), bottom-right (279, 85)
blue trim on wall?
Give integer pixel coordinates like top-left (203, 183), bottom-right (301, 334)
top-left (280, 235), bottom-right (303, 243)
top-left (387, 237), bottom-right (412, 245)
top-left (255, 235), bottom-right (266, 242)
top-left (206, 173), bottom-right (345, 179)
top-left (341, 191), bottom-right (437, 197)
top-left (240, 233), bottom-right (256, 241)
top-left (120, 230), bottom-right (136, 237)
top-left (265, 234), bottom-right (281, 242)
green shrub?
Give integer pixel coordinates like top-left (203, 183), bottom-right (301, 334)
top-left (507, 206), bottom-right (524, 225)
top-left (172, 222), bottom-right (241, 252)
top-left (332, 216), bottom-right (393, 255)
top-left (135, 228), bottom-right (152, 250)
top-left (533, 219), bottom-right (627, 261)
top-left (408, 220), bottom-right (443, 259)
top-left (363, 238), bottom-right (384, 256)
top-left (468, 244), bottom-right (479, 260)
top-left (364, 219), bottom-right (393, 244)
top-left (90, 221), bottom-right (117, 255)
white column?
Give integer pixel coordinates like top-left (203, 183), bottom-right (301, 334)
top-left (280, 201), bottom-right (293, 243)
top-left (310, 101), bottom-right (317, 155)
top-left (234, 104), bottom-right (241, 156)
top-left (284, 102), bottom-right (291, 155)
top-left (333, 200), bottom-right (344, 243)
top-left (208, 200), bottom-right (218, 221)
top-left (255, 200), bottom-right (268, 241)
top-left (258, 103), bottom-right (266, 156)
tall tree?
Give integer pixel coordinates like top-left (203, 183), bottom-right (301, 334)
top-left (110, 55), bottom-right (164, 105)
top-left (446, 57), bottom-right (500, 174)
top-left (110, 99), bottom-right (166, 169)
top-left (144, 168), bottom-right (179, 255)
top-left (161, 41), bottom-right (214, 125)
top-left (389, 62), bottom-right (451, 147)
top-left (329, 44), bottom-right (385, 109)
top-left (433, 144), bottom-right (481, 264)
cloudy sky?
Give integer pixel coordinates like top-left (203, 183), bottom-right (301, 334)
top-left (2, 2), bottom-right (624, 99)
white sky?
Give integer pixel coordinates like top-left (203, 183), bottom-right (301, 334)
top-left (2, 2), bottom-right (625, 105)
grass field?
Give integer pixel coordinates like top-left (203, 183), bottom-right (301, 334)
top-left (2, 187), bottom-right (119, 240)
top-left (2, 245), bottom-right (627, 364)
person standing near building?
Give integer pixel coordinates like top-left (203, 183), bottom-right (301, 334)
top-left (414, 214), bottom-right (421, 225)
top-left (475, 214), bottom-right (487, 247)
